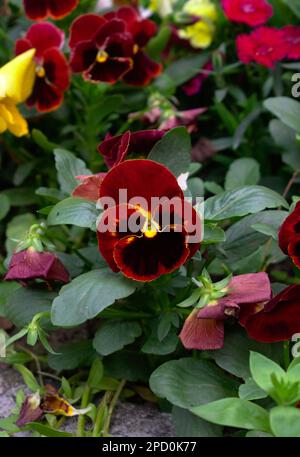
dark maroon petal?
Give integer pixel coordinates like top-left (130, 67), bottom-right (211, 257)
top-left (43, 47), bottom-right (70, 91)
top-left (47, 0), bottom-right (78, 19)
top-left (122, 50), bottom-right (162, 86)
top-left (70, 41), bottom-right (98, 73)
top-left (17, 394), bottom-right (43, 427)
top-left (179, 310), bottom-right (224, 350)
top-left (15, 38), bottom-right (32, 56)
top-left (27, 78), bottom-right (63, 112)
top-left (287, 235), bottom-right (300, 269)
top-left (69, 14), bottom-right (106, 49)
top-left (278, 202), bottom-right (300, 254)
top-left (95, 19), bottom-right (127, 47)
top-left (23, 0), bottom-right (47, 20)
top-left (113, 229), bottom-right (189, 281)
top-left (84, 57), bottom-right (133, 83)
top-left (130, 18), bottom-right (157, 47)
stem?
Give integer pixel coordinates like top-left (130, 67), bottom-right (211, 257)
top-left (283, 341), bottom-right (290, 370)
top-left (77, 384), bottom-right (90, 437)
top-left (16, 344), bottom-right (44, 388)
top-left (283, 169), bottom-right (300, 199)
top-left (102, 380), bottom-right (126, 436)
top-left (92, 391), bottom-right (113, 437)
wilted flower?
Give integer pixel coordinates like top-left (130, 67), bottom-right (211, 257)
top-left (239, 284), bottom-right (300, 343)
top-left (16, 23), bottom-right (70, 112)
top-left (159, 108), bottom-right (207, 133)
top-left (236, 27), bottom-right (286, 68)
top-left (69, 6), bottom-right (161, 85)
top-left (222, 0), bottom-right (273, 27)
top-left (5, 248), bottom-right (70, 284)
top-left (97, 159), bottom-right (201, 281)
top-left (178, 0), bottom-right (218, 49)
top-left (72, 173), bottom-right (107, 201)
top-left (23, 0), bottom-right (78, 20)
top-left (0, 49), bottom-right (36, 137)
top-left (98, 129), bottom-right (164, 168)
top-left (179, 273), bottom-right (272, 350)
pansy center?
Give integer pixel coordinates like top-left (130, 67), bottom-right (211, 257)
top-left (96, 49), bottom-right (109, 63)
top-left (36, 65), bottom-right (46, 78)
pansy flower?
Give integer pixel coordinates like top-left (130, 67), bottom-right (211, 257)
top-left (97, 160), bottom-right (201, 282)
top-left (179, 273), bottom-right (272, 350)
top-left (278, 202), bottom-right (300, 269)
top-left (69, 6), bottom-right (161, 85)
top-left (222, 0), bottom-right (273, 27)
top-left (239, 285), bottom-right (300, 343)
top-left (23, 0), bottom-right (78, 20)
top-left (236, 27), bottom-right (286, 68)
top-left (0, 49), bottom-right (36, 137)
top-left (4, 247), bottom-right (70, 284)
top-left (281, 26), bottom-right (300, 60)
top-left (15, 23), bottom-right (70, 112)
top-left (98, 129), bottom-right (165, 168)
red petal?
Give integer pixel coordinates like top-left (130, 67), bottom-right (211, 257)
top-left (122, 50), bottom-right (162, 86)
top-left (47, 0), bottom-right (78, 19)
top-left (287, 235), bottom-right (300, 269)
top-left (23, 0), bottom-right (47, 20)
top-left (278, 202), bottom-right (300, 254)
top-left (43, 47), bottom-right (70, 91)
top-left (84, 57), bottom-right (133, 83)
top-left (95, 19), bottom-right (127, 47)
top-left (72, 173), bottom-right (106, 201)
top-left (226, 272), bottom-right (272, 304)
top-left (27, 78), bottom-right (63, 112)
top-left (69, 14), bottom-right (106, 49)
top-left (179, 310), bottom-right (224, 350)
top-left (15, 38), bottom-right (32, 56)
top-left (241, 285), bottom-right (300, 343)
top-left (25, 23), bottom-right (65, 57)
top-left (99, 159), bottom-right (183, 208)
top-left (69, 41), bottom-right (98, 73)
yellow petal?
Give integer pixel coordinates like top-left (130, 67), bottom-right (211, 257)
top-left (183, 0), bottom-right (218, 21)
top-left (0, 100), bottom-right (29, 137)
top-left (179, 21), bottom-right (215, 49)
top-left (0, 49), bottom-right (36, 104)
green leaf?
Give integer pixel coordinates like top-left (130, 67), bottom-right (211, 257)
top-left (232, 107), bottom-right (262, 150)
top-left (225, 158), bottom-right (260, 191)
top-left (191, 398), bottom-right (271, 433)
top-left (32, 129), bottom-right (56, 152)
top-left (249, 352), bottom-right (286, 397)
top-left (104, 350), bottom-right (151, 382)
top-left (0, 194), bottom-right (10, 221)
top-left (51, 269), bottom-right (137, 326)
top-left (205, 186), bottom-right (288, 221)
top-left (5, 288), bottom-right (54, 327)
top-left (146, 25), bottom-right (172, 59)
top-left (87, 358), bottom-right (104, 390)
top-left (239, 378), bottom-right (268, 401)
top-left (54, 148), bottom-right (91, 194)
top-left (264, 97), bottom-right (300, 134)
top-left (5, 213), bottom-right (36, 257)
top-left (203, 223), bottom-right (226, 244)
top-left (149, 358), bottom-right (238, 409)
top-left (251, 222), bottom-right (278, 240)
top-left (142, 326), bottom-right (178, 355)
top-left (0, 281), bottom-right (20, 316)
top-left (148, 127), bottom-right (191, 177)
top-left (2, 188), bottom-right (37, 206)
top-left (48, 340), bottom-right (96, 372)
top-left (14, 364), bottom-right (40, 392)
top-left (282, 0), bottom-right (300, 18)
top-left (172, 406), bottom-right (222, 437)
top-left (26, 422), bottom-right (73, 437)
top-left (270, 406), bottom-right (300, 437)
top-left (48, 197), bottom-right (99, 229)
top-left (93, 320), bottom-right (142, 356)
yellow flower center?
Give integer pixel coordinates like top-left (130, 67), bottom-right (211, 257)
top-left (96, 50), bottom-right (109, 63)
top-left (36, 66), bottom-right (46, 78)
top-left (133, 44), bottom-right (139, 54)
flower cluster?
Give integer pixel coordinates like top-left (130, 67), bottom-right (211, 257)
top-left (69, 6), bottom-right (162, 85)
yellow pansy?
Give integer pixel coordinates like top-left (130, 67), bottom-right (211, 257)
top-left (179, 0), bottom-right (217, 49)
top-left (0, 49), bottom-right (36, 137)
top-left (149, 0), bottom-right (174, 17)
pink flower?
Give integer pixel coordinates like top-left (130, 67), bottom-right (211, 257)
top-left (222, 0), bottom-right (273, 27)
top-left (281, 26), bottom-right (300, 60)
top-left (179, 273), bottom-right (272, 350)
top-left (182, 62), bottom-right (213, 96)
top-left (72, 173), bottom-right (106, 201)
top-left (236, 27), bottom-right (286, 68)
top-left (159, 108), bottom-right (207, 133)
top-left (4, 248), bottom-right (69, 284)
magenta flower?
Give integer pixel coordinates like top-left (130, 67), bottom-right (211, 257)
top-left (179, 273), bottom-right (272, 350)
top-left (5, 248), bottom-right (69, 284)
top-left (159, 108), bottom-right (207, 133)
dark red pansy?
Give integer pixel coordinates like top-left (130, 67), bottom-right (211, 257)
top-left (282, 26), bottom-right (300, 60)
top-left (4, 248), bottom-right (70, 284)
top-left (69, 15), bottom-right (134, 83)
top-left (180, 273), bottom-right (272, 350)
top-left (97, 160), bottom-right (201, 281)
top-left (236, 27), bottom-right (286, 68)
top-left (240, 285), bottom-right (300, 343)
top-left (222, 0), bottom-right (273, 26)
top-left (15, 23), bottom-right (70, 112)
top-left (98, 129), bottom-right (165, 168)
top-left (23, 0), bottom-right (78, 20)
top-left (72, 173), bottom-right (106, 201)
top-left (278, 202), bottom-right (300, 268)
top-left (69, 7), bottom-right (161, 86)
top-left (182, 62), bottom-right (213, 96)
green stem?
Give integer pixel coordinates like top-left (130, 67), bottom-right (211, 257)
top-left (92, 391), bottom-right (113, 437)
top-left (77, 384), bottom-right (90, 437)
top-left (102, 380), bottom-right (126, 436)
